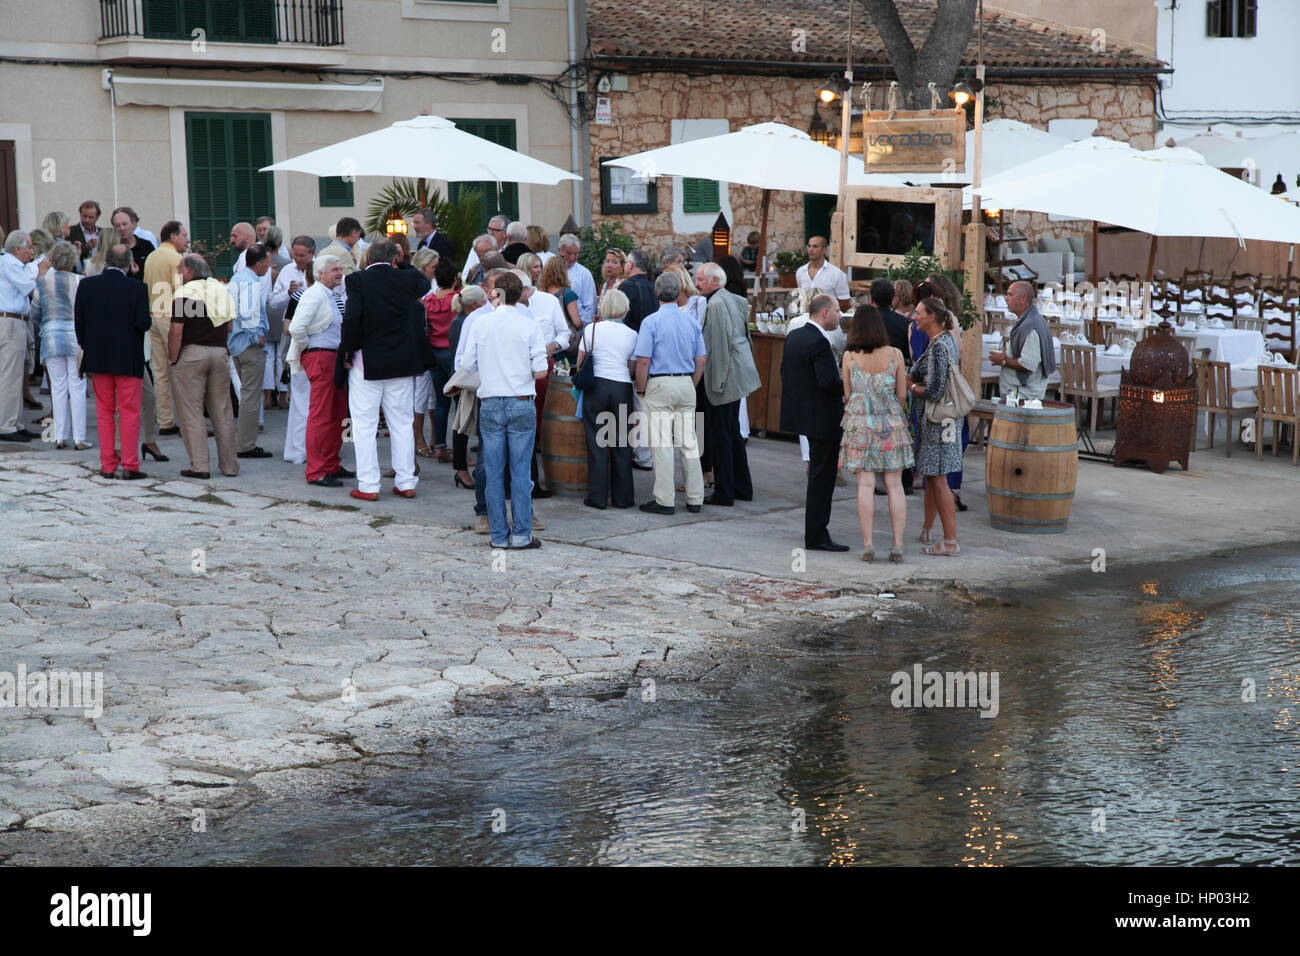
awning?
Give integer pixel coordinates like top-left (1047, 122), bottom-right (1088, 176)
top-left (108, 74), bottom-right (384, 112)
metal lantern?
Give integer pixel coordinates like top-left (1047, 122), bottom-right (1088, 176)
top-left (711, 212), bottom-right (731, 262)
top-left (385, 213), bottom-right (408, 237)
top-left (1112, 322), bottom-right (1197, 473)
top-left (808, 105), bottom-right (834, 147)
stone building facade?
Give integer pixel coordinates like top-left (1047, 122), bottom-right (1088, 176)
top-left (585, 0), bottom-right (1165, 264)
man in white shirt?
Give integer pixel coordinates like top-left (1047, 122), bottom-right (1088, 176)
top-left (795, 235), bottom-right (851, 312)
top-left (270, 236), bottom-right (316, 462)
top-left (461, 216), bottom-right (508, 281)
top-left (558, 233), bottom-right (597, 326)
top-left (0, 231), bottom-right (47, 441)
top-left (458, 271), bottom-right (548, 550)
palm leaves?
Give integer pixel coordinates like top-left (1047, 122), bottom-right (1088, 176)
top-left (364, 177), bottom-right (483, 267)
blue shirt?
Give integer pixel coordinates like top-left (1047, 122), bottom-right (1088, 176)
top-left (567, 261), bottom-right (597, 326)
top-left (634, 302), bottom-right (706, 375)
top-left (227, 267), bottom-right (268, 357)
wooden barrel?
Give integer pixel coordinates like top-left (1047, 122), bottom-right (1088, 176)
top-left (540, 373), bottom-right (587, 497)
top-left (985, 401), bottom-right (1078, 534)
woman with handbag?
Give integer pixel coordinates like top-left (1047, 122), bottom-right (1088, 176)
top-left (31, 241), bottom-right (89, 449)
top-left (575, 289), bottom-right (639, 509)
top-left (905, 296), bottom-right (968, 556)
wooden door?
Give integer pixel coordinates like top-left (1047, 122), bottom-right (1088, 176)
top-left (0, 141), bottom-right (17, 237)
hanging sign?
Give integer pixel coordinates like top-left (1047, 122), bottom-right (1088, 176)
top-left (595, 97), bottom-right (612, 125)
top-left (863, 110), bottom-right (965, 174)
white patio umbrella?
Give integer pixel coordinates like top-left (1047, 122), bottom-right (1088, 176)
top-left (261, 114), bottom-right (579, 185)
top-left (976, 144), bottom-right (1300, 285)
top-left (604, 122), bottom-right (844, 272)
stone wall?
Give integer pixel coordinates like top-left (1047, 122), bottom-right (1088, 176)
top-left (588, 71), bottom-right (1158, 264)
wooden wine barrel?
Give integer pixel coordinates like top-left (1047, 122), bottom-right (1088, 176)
top-left (540, 373), bottom-right (587, 497)
top-left (985, 401), bottom-right (1078, 534)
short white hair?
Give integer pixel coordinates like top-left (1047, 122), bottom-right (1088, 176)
top-left (506, 221), bottom-right (527, 242)
top-left (3, 231), bottom-right (29, 253)
top-left (510, 268), bottom-right (533, 289)
top-left (696, 262), bottom-right (726, 284)
top-left (314, 254), bottom-right (341, 274)
top-left (473, 233), bottom-right (497, 252)
top-left (558, 233), bottom-right (580, 251)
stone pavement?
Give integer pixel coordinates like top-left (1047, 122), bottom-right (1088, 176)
top-left (2, 393), bottom-right (1299, 838)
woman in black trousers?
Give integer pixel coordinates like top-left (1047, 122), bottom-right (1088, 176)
top-left (577, 290), bottom-right (640, 509)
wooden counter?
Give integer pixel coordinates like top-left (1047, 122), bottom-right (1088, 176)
top-left (746, 331), bottom-right (792, 437)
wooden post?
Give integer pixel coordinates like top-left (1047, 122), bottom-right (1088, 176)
top-left (962, 220), bottom-right (987, 400)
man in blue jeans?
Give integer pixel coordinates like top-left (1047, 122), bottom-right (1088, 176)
top-left (458, 271), bottom-right (548, 549)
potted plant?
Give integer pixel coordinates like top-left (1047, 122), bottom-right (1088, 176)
top-left (773, 249), bottom-right (809, 287)
top-left (884, 242), bottom-right (979, 330)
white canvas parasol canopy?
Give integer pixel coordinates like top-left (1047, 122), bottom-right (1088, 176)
top-left (261, 115), bottom-right (579, 186)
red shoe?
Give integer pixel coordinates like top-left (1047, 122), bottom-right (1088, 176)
top-left (350, 489), bottom-right (379, 501)
top-left (391, 487), bottom-right (415, 498)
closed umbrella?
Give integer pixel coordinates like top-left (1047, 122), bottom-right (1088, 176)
top-left (261, 114), bottom-right (579, 186)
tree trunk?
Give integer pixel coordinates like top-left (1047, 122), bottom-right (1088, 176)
top-left (864, 0), bottom-right (979, 110)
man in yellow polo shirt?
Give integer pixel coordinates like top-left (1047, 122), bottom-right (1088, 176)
top-left (141, 221), bottom-right (189, 433)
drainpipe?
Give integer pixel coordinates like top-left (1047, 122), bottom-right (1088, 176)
top-left (567, 0), bottom-right (584, 225)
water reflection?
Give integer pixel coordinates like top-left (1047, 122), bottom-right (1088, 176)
top-left (17, 549), bottom-right (1298, 866)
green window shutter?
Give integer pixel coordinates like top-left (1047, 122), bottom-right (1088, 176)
top-left (243, 0), bottom-right (278, 42)
top-left (682, 177), bottom-right (720, 214)
top-left (319, 176), bottom-right (354, 207)
top-left (448, 118), bottom-right (520, 232)
top-left (185, 112), bottom-right (275, 279)
top-left (143, 0), bottom-right (183, 39)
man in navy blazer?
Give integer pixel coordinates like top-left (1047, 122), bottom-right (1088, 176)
top-left (75, 245), bottom-right (151, 479)
top-left (338, 237), bottom-right (431, 501)
top-left (412, 208), bottom-right (456, 266)
top-left (780, 293), bottom-right (849, 551)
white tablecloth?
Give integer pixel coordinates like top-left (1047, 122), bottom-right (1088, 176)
top-left (1230, 360), bottom-right (1298, 408)
top-left (1172, 326), bottom-right (1264, 365)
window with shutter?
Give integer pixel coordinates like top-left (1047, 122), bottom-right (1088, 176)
top-left (447, 118), bottom-right (520, 231)
top-left (319, 177), bottom-right (354, 207)
top-left (1207, 0), bottom-right (1257, 37)
top-left (185, 112), bottom-right (275, 278)
top-left (681, 177), bottom-right (720, 214)
top-left (142, 0), bottom-right (183, 38)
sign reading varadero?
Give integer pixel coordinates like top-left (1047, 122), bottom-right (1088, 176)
top-left (863, 110), bottom-right (966, 174)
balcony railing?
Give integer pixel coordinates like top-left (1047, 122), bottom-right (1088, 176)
top-left (100, 0), bottom-right (345, 47)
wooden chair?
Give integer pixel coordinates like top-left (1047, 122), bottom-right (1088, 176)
top-left (1256, 366), bottom-right (1300, 464)
top-left (1058, 344), bottom-right (1119, 435)
top-left (1230, 273), bottom-right (1259, 312)
top-left (1193, 358), bottom-right (1256, 457)
top-left (987, 313), bottom-right (1013, 337)
top-left (1259, 281), bottom-right (1298, 357)
top-left (1180, 268), bottom-right (1212, 313)
top-left (1203, 287), bottom-right (1237, 322)
top-left (1234, 314), bottom-right (1266, 334)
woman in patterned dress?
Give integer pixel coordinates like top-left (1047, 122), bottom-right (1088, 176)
top-left (841, 305), bottom-right (914, 563)
top-left (905, 297), bottom-right (963, 556)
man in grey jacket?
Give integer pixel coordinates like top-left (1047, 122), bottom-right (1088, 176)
top-left (697, 262), bottom-right (760, 506)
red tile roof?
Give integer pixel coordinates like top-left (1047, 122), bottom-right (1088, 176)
top-left (587, 0), bottom-right (1164, 74)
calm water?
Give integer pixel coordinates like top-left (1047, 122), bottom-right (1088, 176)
top-left (15, 548), bottom-right (1300, 866)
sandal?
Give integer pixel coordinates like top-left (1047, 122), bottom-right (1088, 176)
top-left (918, 526), bottom-right (934, 544)
top-left (861, 549), bottom-right (874, 563)
top-left (921, 540), bottom-right (960, 557)
top-left (434, 446), bottom-right (453, 463)
top-left (953, 492), bottom-right (968, 513)
top-left (416, 444), bottom-right (436, 459)
top-left (889, 547), bottom-right (904, 564)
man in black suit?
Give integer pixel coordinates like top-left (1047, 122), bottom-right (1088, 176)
top-left (870, 277), bottom-right (915, 495)
top-left (75, 245), bottom-right (152, 479)
top-left (412, 208), bottom-right (455, 266)
top-left (67, 200), bottom-right (103, 266)
top-left (339, 238), bottom-right (432, 501)
top-left (499, 221), bottom-right (532, 264)
top-left (780, 293), bottom-right (849, 552)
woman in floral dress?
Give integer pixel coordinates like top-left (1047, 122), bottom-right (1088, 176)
top-left (841, 305), bottom-right (914, 563)
top-left (905, 297), bottom-right (963, 556)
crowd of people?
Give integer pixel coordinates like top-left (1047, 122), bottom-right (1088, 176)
top-left (1, 202), bottom-right (979, 559)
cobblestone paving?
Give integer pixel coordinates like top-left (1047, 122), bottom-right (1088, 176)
top-left (0, 455), bottom-right (893, 835)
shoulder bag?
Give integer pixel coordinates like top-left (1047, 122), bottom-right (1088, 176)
top-left (924, 333), bottom-right (975, 424)
top-left (573, 319), bottom-right (597, 390)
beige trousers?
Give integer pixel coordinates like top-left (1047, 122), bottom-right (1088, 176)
top-left (232, 346), bottom-right (265, 452)
top-left (643, 375), bottom-right (703, 507)
top-left (149, 315), bottom-right (175, 429)
top-left (171, 345), bottom-right (238, 476)
top-left (0, 314), bottom-right (26, 434)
